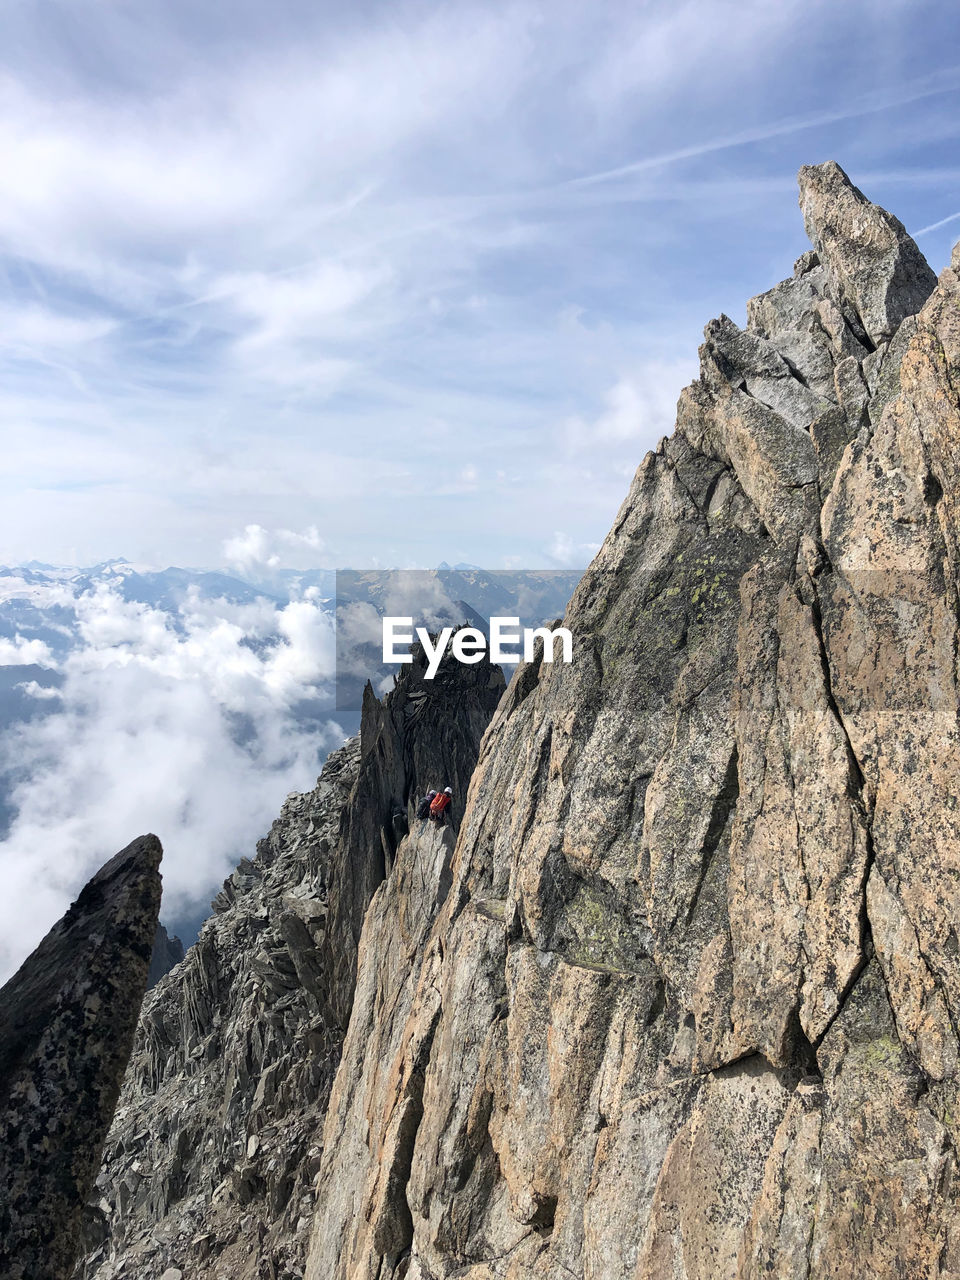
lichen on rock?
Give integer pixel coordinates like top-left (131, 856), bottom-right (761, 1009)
top-left (303, 163), bottom-right (960, 1279)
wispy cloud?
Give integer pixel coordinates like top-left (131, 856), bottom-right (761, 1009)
top-left (0, 0), bottom-right (958, 571)
top-left (567, 64), bottom-right (960, 189)
top-left (562, 359), bottom-right (696, 456)
top-left (0, 573), bottom-right (341, 980)
top-left (915, 210), bottom-right (960, 236)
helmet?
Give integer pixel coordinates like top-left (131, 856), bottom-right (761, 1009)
top-left (444, 786), bottom-right (452, 795)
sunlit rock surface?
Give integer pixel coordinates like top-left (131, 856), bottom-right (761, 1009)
top-left (79, 647), bottom-right (503, 1279)
top-left (306, 165), bottom-right (960, 1279)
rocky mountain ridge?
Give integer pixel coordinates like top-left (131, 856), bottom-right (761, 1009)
top-left (77, 161), bottom-right (960, 1279)
top-left (147, 924), bottom-right (185, 989)
top-left (0, 835), bottom-right (162, 1280)
top-left (304, 162), bottom-right (960, 1278)
top-left (78, 644), bottom-right (504, 1279)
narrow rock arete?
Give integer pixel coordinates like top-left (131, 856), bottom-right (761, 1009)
top-left (0, 835), bottom-right (163, 1280)
top-left (54, 162), bottom-right (960, 1278)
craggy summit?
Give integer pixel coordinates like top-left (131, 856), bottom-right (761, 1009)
top-left (79, 163), bottom-right (960, 1279)
top-left (308, 163), bottom-right (960, 1279)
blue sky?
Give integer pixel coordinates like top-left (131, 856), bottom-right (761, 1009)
top-left (1, 0), bottom-right (959, 572)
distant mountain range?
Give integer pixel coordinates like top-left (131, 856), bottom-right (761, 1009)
top-left (0, 561), bottom-right (315, 788)
top-left (0, 559), bottom-right (584, 950)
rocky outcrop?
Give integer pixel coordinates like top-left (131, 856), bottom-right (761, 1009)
top-left (797, 159), bottom-right (937, 346)
top-left (147, 924), bottom-right (185, 989)
top-left (78, 646), bottom-right (503, 1280)
top-left (0, 835), bottom-right (162, 1280)
top-left (310, 820), bottom-right (459, 1276)
top-left (304, 165), bottom-right (960, 1278)
top-left (323, 642), bottom-right (506, 1029)
top-left (77, 743), bottom-right (358, 1280)
top-left (69, 163), bottom-right (960, 1280)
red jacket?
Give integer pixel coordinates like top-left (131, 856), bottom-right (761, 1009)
top-left (429, 792), bottom-right (451, 818)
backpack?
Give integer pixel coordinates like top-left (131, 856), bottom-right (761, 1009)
top-left (416, 795), bottom-right (432, 820)
top-left (430, 792), bottom-right (450, 818)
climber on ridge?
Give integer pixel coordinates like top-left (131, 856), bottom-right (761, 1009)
top-left (416, 789), bottom-right (437, 820)
top-left (429, 787), bottom-right (453, 823)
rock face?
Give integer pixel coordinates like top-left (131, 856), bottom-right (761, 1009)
top-left (303, 165), bottom-right (960, 1278)
top-left (78, 645), bottom-right (504, 1280)
top-left (147, 924), bottom-right (185, 989)
top-left (323, 643), bottom-right (507, 1030)
top-left (77, 743), bottom-right (359, 1280)
top-left (0, 835), bottom-right (162, 1280)
top-left (76, 163), bottom-right (960, 1280)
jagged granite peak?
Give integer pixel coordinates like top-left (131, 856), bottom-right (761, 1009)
top-left (0, 835), bottom-right (162, 1280)
top-left (78, 645), bottom-right (503, 1280)
top-left (798, 159), bottom-right (938, 347)
top-left (77, 742), bottom-right (360, 1280)
top-left (302, 170), bottom-right (960, 1279)
top-left (147, 923), bottom-right (185, 989)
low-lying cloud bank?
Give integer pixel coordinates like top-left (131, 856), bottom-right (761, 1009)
top-left (0, 572), bottom-right (342, 981)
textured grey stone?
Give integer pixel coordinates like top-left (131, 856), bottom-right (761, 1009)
top-left (798, 159), bottom-right (937, 345)
top-left (322, 642), bottom-right (505, 1031)
top-left (147, 923), bottom-right (184, 989)
top-left (78, 646), bottom-right (503, 1280)
top-left (79, 161), bottom-right (960, 1280)
top-left (0, 835), bottom-right (162, 1280)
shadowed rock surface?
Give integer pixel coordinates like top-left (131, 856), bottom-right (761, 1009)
top-left (147, 923), bottom-right (185, 989)
top-left (0, 834), bottom-right (162, 1280)
top-left (304, 164), bottom-right (960, 1278)
top-left (78, 645), bottom-right (503, 1280)
top-left (322, 639), bottom-right (507, 1030)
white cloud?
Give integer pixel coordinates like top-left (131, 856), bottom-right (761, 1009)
top-left (0, 5), bottom-right (537, 274)
top-left (223, 524), bottom-right (281, 573)
top-left (335, 600), bottom-right (385, 678)
top-left (73, 584), bottom-right (174, 655)
top-left (16, 680), bottom-right (62, 701)
top-left (0, 578), bottom-right (342, 980)
top-left (0, 303), bottom-right (115, 350)
top-left (220, 262), bottom-right (390, 344)
top-left (278, 525), bottom-right (324, 551)
top-left (0, 634), bottom-right (56, 667)
top-left (222, 523), bottom-right (328, 576)
top-left (563, 360), bottom-right (696, 455)
top-left (547, 532), bottom-right (601, 568)
top-left (265, 592), bottom-right (337, 695)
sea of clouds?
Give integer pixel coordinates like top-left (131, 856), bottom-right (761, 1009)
top-left (0, 563), bottom-right (343, 982)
